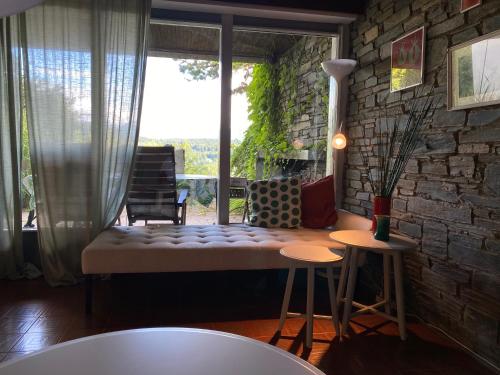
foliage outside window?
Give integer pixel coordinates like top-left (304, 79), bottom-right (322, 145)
top-left (231, 62), bottom-right (291, 179)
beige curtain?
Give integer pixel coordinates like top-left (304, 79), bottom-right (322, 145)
top-left (22, 0), bottom-right (150, 285)
top-left (0, 17), bottom-right (24, 279)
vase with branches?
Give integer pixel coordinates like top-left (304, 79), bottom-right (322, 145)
top-left (359, 83), bottom-right (439, 232)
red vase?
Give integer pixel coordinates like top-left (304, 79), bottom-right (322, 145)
top-left (371, 196), bottom-right (391, 232)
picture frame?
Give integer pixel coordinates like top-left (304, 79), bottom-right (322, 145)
top-left (390, 26), bottom-right (425, 93)
top-left (460, 0), bottom-right (481, 13)
top-left (447, 29), bottom-right (500, 111)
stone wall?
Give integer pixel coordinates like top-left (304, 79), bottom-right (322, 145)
top-left (345, 0), bottom-right (500, 367)
top-left (276, 36), bottom-right (331, 181)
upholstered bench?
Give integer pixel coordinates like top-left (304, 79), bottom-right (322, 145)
top-left (82, 209), bottom-right (371, 313)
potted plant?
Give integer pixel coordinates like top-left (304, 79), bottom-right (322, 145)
top-left (360, 85), bottom-right (438, 232)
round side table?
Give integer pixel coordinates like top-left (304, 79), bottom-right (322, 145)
top-left (330, 230), bottom-right (417, 340)
top-left (277, 245), bottom-right (343, 348)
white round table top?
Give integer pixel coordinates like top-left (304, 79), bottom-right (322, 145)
top-left (280, 245), bottom-right (343, 264)
top-left (329, 230), bottom-right (417, 252)
top-left (0, 328), bottom-right (324, 375)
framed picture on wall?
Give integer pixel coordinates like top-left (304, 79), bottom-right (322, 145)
top-left (448, 30), bottom-right (500, 110)
top-left (460, 0), bottom-right (481, 12)
top-left (390, 26), bottom-right (425, 92)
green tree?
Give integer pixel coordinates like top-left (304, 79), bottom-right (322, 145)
top-left (176, 60), bottom-right (253, 94)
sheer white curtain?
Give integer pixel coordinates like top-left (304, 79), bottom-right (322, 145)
top-left (0, 17), bottom-right (24, 279)
top-left (23, 0), bottom-right (150, 285)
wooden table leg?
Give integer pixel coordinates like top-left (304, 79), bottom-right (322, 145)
top-left (326, 267), bottom-right (340, 337)
top-left (393, 252), bottom-right (407, 340)
top-left (306, 266), bottom-right (315, 348)
top-left (341, 247), bottom-right (359, 336)
top-left (383, 253), bottom-right (392, 315)
top-left (337, 247), bottom-right (351, 304)
top-left (278, 266), bottom-right (295, 332)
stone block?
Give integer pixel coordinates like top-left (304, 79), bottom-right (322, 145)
top-left (485, 238), bottom-right (500, 253)
top-left (344, 197), bottom-right (360, 206)
top-left (364, 26), bottom-right (379, 44)
top-left (397, 179), bottom-right (416, 190)
top-left (422, 220), bottom-right (448, 258)
top-left (458, 144), bottom-right (490, 154)
top-left (483, 14), bottom-right (500, 34)
top-left (449, 156), bottom-right (475, 178)
top-left (375, 58), bottom-right (391, 76)
top-left (467, 109), bottom-right (500, 127)
top-left (376, 90), bottom-right (389, 104)
top-left (348, 152), bottom-right (363, 166)
top-left (350, 180), bottom-right (363, 189)
top-left (404, 14), bottom-right (425, 31)
top-left (405, 159), bottom-right (419, 173)
top-left (350, 205), bottom-right (366, 216)
top-left (375, 24), bottom-right (404, 48)
top-left (432, 109), bottom-right (466, 128)
top-left (399, 189), bottom-right (414, 196)
top-left (408, 196), bottom-right (471, 223)
top-left (346, 169), bottom-right (361, 180)
top-left (484, 163), bottom-right (500, 196)
top-left (459, 126), bottom-right (500, 143)
top-left (463, 307), bottom-right (499, 355)
top-left (399, 220), bottom-right (422, 238)
top-left (460, 193), bottom-right (500, 209)
top-left (422, 267), bottom-right (458, 295)
top-left (365, 76), bottom-right (378, 88)
top-left (474, 217), bottom-right (500, 233)
top-left (421, 161), bottom-right (448, 175)
top-left (428, 14), bottom-right (464, 38)
top-left (431, 261), bottom-right (471, 285)
top-left (451, 27), bottom-right (479, 45)
top-left (416, 133), bottom-right (457, 155)
top-left (392, 198), bottom-right (407, 212)
top-left (472, 271), bottom-right (500, 301)
top-left (365, 94), bottom-right (376, 108)
top-left (416, 180), bottom-right (458, 202)
top-left (380, 42), bottom-right (392, 60)
top-left (355, 65), bottom-right (374, 82)
top-left (449, 237), bottom-right (500, 274)
top-left (349, 126), bottom-right (364, 139)
top-left (468, 1), bottom-right (500, 23)
top-left (356, 191), bottom-right (370, 201)
top-left (426, 36), bottom-right (448, 70)
top-left (356, 42), bottom-right (374, 57)
top-left (384, 6), bottom-right (411, 31)
top-left (360, 50), bottom-right (380, 65)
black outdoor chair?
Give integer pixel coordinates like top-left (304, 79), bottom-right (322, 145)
top-left (126, 145), bottom-right (188, 225)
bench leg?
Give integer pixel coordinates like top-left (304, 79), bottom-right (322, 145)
top-left (85, 275), bottom-right (93, 315)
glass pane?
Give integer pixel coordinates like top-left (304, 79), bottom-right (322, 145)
top-left (450, 31), bottom-right (500, 109)
top-left (121, 23), bottom-right (220, 226)
top-left (230, 30), bottom-right (333, 223)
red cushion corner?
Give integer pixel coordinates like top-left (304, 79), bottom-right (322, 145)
top-left (300, 175), bottom-right (337, 229)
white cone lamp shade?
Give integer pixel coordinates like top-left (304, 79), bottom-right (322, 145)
top-left (321, 59), bottom-right (357, 82)
top-left (0, 0), bottom-right (44, 17)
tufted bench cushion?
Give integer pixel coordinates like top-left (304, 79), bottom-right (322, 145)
top-left (81, 224), bottom-right (345, 274)
top-left (81, 210), bottom-right (371, 274)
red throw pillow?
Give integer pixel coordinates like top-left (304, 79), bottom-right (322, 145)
top-left (301, 175), bottom-right (337, 229)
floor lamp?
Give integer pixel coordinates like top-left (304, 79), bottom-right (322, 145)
top-left (321, 59), bottom-right (357, 207)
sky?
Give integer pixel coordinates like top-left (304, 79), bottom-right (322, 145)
top-left (140, 57), bottom-right (251, 141)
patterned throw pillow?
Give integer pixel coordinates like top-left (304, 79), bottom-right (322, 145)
top-left (248, 176), bottom-right (302, 228)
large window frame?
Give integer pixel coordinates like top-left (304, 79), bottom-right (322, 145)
top-left (150, 3), bottom-right (353, 223)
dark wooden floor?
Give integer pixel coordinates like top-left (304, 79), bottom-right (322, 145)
top-left (0, 271), bottom-right (495, 375)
